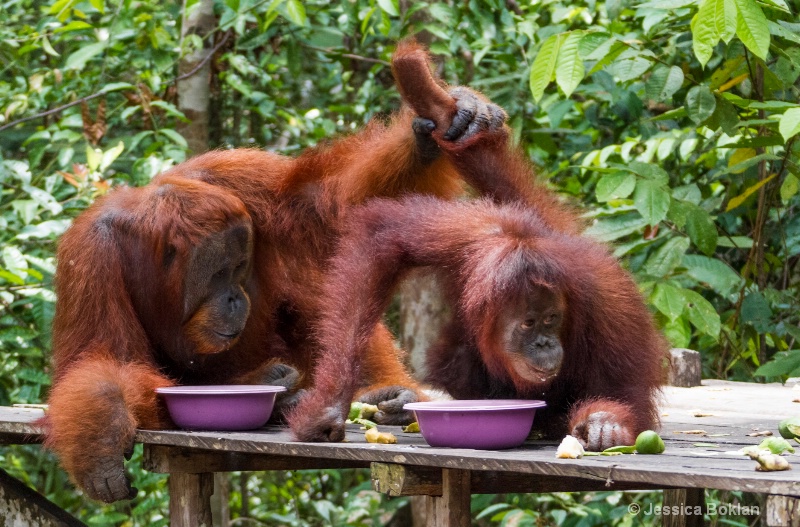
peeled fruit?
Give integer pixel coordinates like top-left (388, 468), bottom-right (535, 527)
top-left (555, 435), bottom-right (585, 459)
top-left (365, 428), bottom-right (397, 444)
top-left (635, 430), bottom-right (666, 454)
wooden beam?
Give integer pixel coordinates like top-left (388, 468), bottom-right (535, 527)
top-left (169, 472), bottom-right (213, 527)
top-left (765, 495), bottom-right (800, 527)
top-left (143, 444), bottom-right (368, 473)
top-left (0, 468), bottom-right (86, 527)
top-left (662, 488), bottom-right (704, 527)
top-left (425, 469), bottom-right (471, 527)
top-left (370, 463), bottom-right (674, 496)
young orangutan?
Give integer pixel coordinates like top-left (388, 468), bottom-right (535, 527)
top-left (290, 52), bottom-right (667, 447)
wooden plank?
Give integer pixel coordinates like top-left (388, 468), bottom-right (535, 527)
top-left (765, 495), bottom-right (800, 527)
top-left (143, 444), bottom-right (368, 473)
top-left (132, 424), bottom-right (800, 496)
top-left (1, 380), bottom-right (799, 496)
top-left (662, 488), bottom-right (704, 527)
top-left (425, 469), bottom-right (470, 527)
top-left (370, 463), bottom-right (674, 496)
top-left (169, 472), bottom-right (213, 527)
top-left (0, 468), bottom-right (86, 527)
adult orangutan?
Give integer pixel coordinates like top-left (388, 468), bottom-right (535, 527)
top-left (289, 57), bottom-right (667, 447)
top-left (45, 41), bottom-right (511, 502)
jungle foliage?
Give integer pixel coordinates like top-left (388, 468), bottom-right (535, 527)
top-left (1, 0), bottom-right (798, 524)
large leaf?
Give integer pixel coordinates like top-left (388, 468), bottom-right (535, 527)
top-left (555, 31), bottom-right (585, 98)
top-left (685, 205), bottom-right (718, 255)
top-left (779, 108), bottom-right (800, 142)
top-left (644, 237), bottom-right (690, 277)
top-left (584, 214), bottom-right (649, 242)
top-left (633, 180), bottom-right (671, 226)
top-left (682, 254), bottom-right (743, 296)
top-left (741, 290), bottom-right (773, 332)
top-left (530, 34), bottom-right (562, 103)
top-left (685, 85), bottom-right (717, 124)
top-left (595, 171), bottom-right (636, 202)
top-left (691, 0), bottom-right (720, 67)
top-left (645, 65), bottom-right (684, 101)
top-left (755, 350), bottom-right (800, 377)
top-left (734, 0), bottom-right (770, 60)
top-left (64, 41), bottom-right (105, 70)
top-left (651, 282), bottom-right (687, 321)
top-left (682, 289), bottom-right (722, 338)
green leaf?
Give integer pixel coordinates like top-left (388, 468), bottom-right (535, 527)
top-left (685, 205), bottom-right (718, 256)
top-left (158, 129), bottom-right (189, 149)
top-left (662, 315), bottom-right (691, 348)
top-left (41, 36), bottom-right (60, 57)
top-left (584, 213), bottom-right (649, 242)
top-left (578, 32), bottom-right (611, 58)
top-left (595, 171), bottom-right (636, 202)
top-left (555, 31), bottom-right (585, 98)
top-left (717, 236), bottom-right (753, 248)
top-left (734, 0), bottom-right (770, 60)
top-left (682, 289), bottom-right (722, 338)
top-left (717, 0), bottom-right (737, 42)
top-left (682, 254), bottom-right (743, 296)
top-left (755, 350), bottom-right (800, 377)
top-left (645, 65), bottom-right (684, 102)
top-left (779, 108), bottom-right (800, 142)
top-left (627, 161), bottom-right (669, 185)
top-left (283, 0), bottom-right (307, 26)
top-left (644, 237), bottom-right (690, 277)
top-left (651, 282), bottom-right (686, 321)
top-left (691, 0), bottom-right (720, 68)
top-left (64, 41), bottom-right (105, 70)
top-left (530, 34), bottom-right (562, 103)
top-left (781, 174), bottom-right (799, 201)
top-left (376, 0), bottom-right (399, 17)
top-left (741, 291), bottom-right (773, 332)
top-left (685, 85), bottom-right (717, 124)
top-left (633, 180), bottom-right (671, 226)
top-left (2, 246), bottom-right (28, 279)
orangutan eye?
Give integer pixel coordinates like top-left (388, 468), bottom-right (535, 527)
top-left (520, 319), bottom-right (535, 330)
top-left (544, 314), bottom-right (558, 326)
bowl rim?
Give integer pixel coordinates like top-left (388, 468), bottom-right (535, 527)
top-left (404, 399), bottom-right (546, 412)
top-left (156, 385), bottom-right (287, 395)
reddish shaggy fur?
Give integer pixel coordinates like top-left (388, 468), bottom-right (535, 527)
top-left (291, 144), bottom-right (666, 445)
top-left (44, 39), bottom-right (531, 501)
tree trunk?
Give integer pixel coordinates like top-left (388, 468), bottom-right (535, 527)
top-left (177, 0), bottom-right (215, 156)
top-left (397, 269), bottom-right (449, 380)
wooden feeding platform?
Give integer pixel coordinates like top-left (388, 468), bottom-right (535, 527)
top-left (2, 379), bottom-right (800, 527)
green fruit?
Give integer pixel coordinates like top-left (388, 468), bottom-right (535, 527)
top-left (778, 418), bottom-right (800, 439)
top-left (758, 437), bottom-right (795, 455)
top-left (348, 402), bottom-right (363, 421)
top-left (635, 430), bottom-right (666, 454)
top-left (603, 445), bottom-right (636, 454)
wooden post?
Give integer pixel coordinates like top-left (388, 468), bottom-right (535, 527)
top-left (765, 495), bottom-right (800, 527)
top-left (425, 469), bottom-right (471, 527)
top-left (668, 349), bottom-right (702, 387)
top-left (662, 488), bottom-right (704, 527)
top-left (169, 472), bottom-right (214, 527)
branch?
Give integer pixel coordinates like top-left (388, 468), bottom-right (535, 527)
top-left (0, 30), bottom-right (231, 135)
top-left (175, 30), bottom-right (231, 83)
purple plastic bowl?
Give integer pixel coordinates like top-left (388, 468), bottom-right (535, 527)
top-left (403, 400), bottom-right (546, 449)
top-left (156, 385), bottom-right (286, 431)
